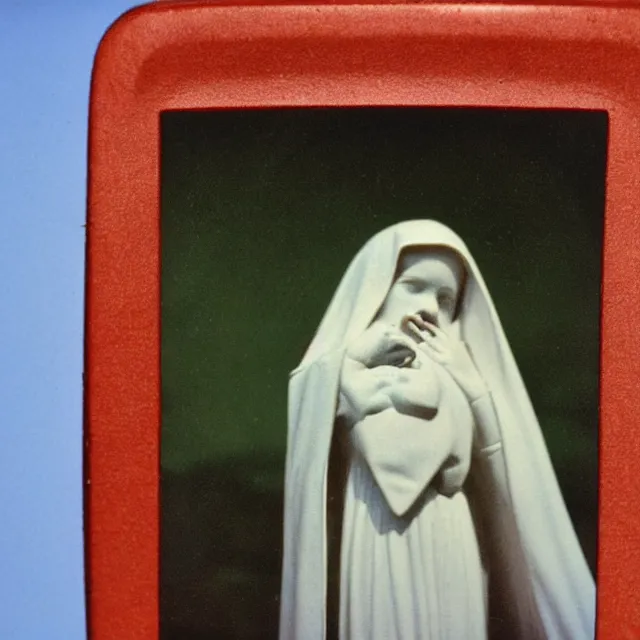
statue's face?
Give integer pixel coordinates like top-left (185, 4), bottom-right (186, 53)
top-left (376, 248), bottom-right (465, 332)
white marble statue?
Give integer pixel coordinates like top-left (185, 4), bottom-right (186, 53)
top-left (279, 220), bottom-right (595, 640)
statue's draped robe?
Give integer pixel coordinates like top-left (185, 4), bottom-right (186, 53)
top-left (279, 220), bottom-right (595, 640)
top-left (337, 355), bottom-right (487, 640)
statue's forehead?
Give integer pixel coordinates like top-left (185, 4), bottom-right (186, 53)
top-left (396, 245), bottom-right (465, 282)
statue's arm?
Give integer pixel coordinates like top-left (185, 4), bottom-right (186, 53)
top-left (338, 355), bottom-right (440, 427)
top-left (337, 356), bottom-right (396, 426)
top-left (471, 393), bottom-right (504, 460)
top-left (469, 393), bottom-right (545, 639)
top-left (469, 393), bottom-right (513, 547)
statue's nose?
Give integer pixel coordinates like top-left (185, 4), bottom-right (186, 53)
top-left (417, 295), bottom-right (439, 325)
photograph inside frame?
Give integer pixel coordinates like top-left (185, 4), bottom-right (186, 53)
top-left (160, 107), bottom-right (605, 640)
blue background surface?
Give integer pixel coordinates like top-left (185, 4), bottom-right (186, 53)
top-left (0, 2), bottom-right (137, 638)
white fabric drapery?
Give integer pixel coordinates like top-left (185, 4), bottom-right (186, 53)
top-left (279, 220), bottom-right (595, 640)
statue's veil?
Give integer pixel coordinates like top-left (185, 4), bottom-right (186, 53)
top-left (280, 220), bottom-right (595, 640)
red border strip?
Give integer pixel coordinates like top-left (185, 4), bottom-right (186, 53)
top-left (86, 2), bottom-right (640, 638)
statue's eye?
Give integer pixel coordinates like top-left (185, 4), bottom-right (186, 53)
top-left (438, 292), bottom-right (455, 310)
top-left (401, 278), bottom-right (424, 293)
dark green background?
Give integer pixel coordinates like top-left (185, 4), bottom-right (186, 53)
top-left (161, 108), bottom-right (605, 639)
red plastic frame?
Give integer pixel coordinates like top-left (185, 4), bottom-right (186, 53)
top-left (86, 1), bottom-right (640, 638)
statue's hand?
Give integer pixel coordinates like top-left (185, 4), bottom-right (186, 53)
top-left (404, 316), bottom-right (487, 402)
top-left (346, 321), bottom-right (417, 369)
